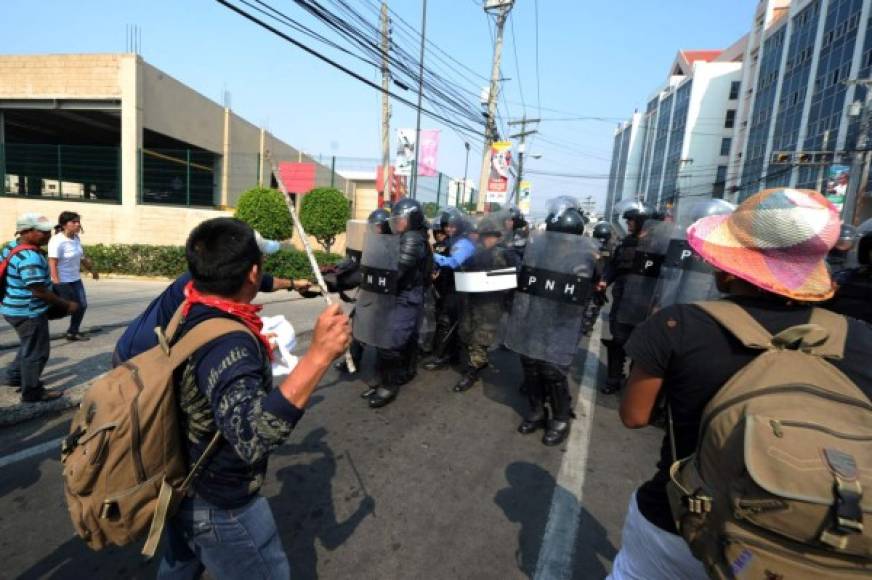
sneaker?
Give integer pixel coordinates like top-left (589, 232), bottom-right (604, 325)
top-left (66, 333), bottom-right (90, 342)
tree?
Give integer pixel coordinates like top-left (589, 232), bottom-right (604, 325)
top-left (423, 202), bottom-right (440, 218)
top-left (300, 187), bottom-right (351, 254)
top-left (235, 187), bottom-right (293, 240)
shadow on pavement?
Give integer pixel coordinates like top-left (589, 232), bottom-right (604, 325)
top-left (0, 420), bottom-right (69, 497)
top-left (494, 461), bottom-right (617, 580)
top-left (16, 536), bottom-right (154, 580)
top-left (270, 427), bottom-right (375, 580)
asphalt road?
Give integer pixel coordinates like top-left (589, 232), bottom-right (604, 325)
top-left (0, 279), bottom-right (661, 579)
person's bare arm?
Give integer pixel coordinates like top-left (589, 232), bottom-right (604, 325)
top-left (619, 365), bottom-right (664, 429)
top-left (81, 256), bottom-right (99, 280)
top-left (30, 284), bottom-right (78, 313)
top-left (48, 258), bottom-right (60, 285)
top-left (278, 304), bottom-right (350, 409)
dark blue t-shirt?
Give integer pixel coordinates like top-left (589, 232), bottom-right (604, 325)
top-left (114, 272), bottom-right (274, 362)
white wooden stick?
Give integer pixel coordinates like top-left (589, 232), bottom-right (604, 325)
top-left (266, 151), bottom-right (356, 373)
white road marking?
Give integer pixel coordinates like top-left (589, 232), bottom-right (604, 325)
top-left (0, 437), bottom-right (63, 469)
top-left (534, 317), bottom-right (603, 580)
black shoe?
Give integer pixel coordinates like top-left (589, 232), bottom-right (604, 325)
top-left (599, 378), bottom-right (623, 395)
top-left (368, 387), bottom-right (397, 408)
top-left (542, 420), bottom-right (571, 447)
top-left (66, 333), bottom-right (90, 342)
top-left (21, 388), bottom-right (64, 403)
top-left (422, 356), bottom-right (451, 371)
top-left (360, 387), bottom-right (377, 399)
top-left (517, 418), bottom-right (547, 435)
top-left (452, 372), bottom-right (481, 393)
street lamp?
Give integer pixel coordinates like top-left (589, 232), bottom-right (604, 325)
top-left (513, 149), bottom-right (542, 205)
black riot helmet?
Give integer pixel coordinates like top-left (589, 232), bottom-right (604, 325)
top-left (546, 207), bottom-right (587, 236)
top-left (592, 221), bottom-right (613, 242)
top-left (622, 205), bottom-right (653, 229)
top-left (391, 197), bottom-right (426, 231)
top-left (367, 208), bottom-right (392, 234)
top-left (438, 207), bottom-right (469, 235)
top-left (505, 205), bottom-right (528, 230)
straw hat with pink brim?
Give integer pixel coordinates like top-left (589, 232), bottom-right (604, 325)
top-left (687, 188), bottom-right (841, 302)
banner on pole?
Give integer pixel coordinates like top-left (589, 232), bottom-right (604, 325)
top-left (518, 180), bottom-right (531, 214)
top-left (825, 164), bottom-right (850, 211)
top-left (486, 141), bottom-right (512, 203)
top-left (418, 130), bottom-right (440, 177)
top-left (395, 129), bottom-right (416, 176)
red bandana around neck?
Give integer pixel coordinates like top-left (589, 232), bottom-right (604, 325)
top-left (182, 281), bottom-right (273, 357)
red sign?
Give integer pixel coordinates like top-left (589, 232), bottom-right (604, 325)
top-left (278, 162), bottom-right (316, 194)
top-left (376, 165), bottom-right (408, 206)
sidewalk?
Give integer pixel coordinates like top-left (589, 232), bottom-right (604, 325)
top-left (0, 278), bottom-right (335, 426)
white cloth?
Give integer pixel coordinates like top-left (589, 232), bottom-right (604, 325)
top-left (607, 492), bottom-right (708, 580)
top-left (47, 234), bottom-right (83, 283)
top-left (260, 315), bottom-right (299, 376)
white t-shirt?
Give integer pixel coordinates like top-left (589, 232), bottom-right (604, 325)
top-left (47, 233), bottom-right (84, 283)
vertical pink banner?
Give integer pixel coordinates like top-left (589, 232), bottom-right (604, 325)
top-left (418, 130), bottom-right (440, 177)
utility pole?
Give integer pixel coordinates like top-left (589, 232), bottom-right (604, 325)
top-left (816, 129), bottom-right (830, 193)
top-left (380, 2), bottom-right (392, 206)
top-left (508, 116), bottom-right (539, 205)
top-left (843, 79), bottom-right (872, 225)
top-left (462, 141), bottom-right (470, 207)
top-left (410, 0), bottom-right (428, 200)
top-left (476, 0), bottom-right (514, 213)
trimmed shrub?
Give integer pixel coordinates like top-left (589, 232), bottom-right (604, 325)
top-left (300, 187), bottom-right (351, 254)
top-left (235, 187), bottom-right (294, 241)
top-left (423, 202), bottom-right (440, 218)
top-left (85, 244), bottom-right (340, 280)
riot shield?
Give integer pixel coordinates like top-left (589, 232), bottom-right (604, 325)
top-left (616, 218), bottom-right (671, 326)
top-left (344, 219), bottom-right (367, 266)
top-left (352, 230), bottom-right (402, 349)
top-left (456, 243), bottom-right (517, 347)
top-left (649, 200), bottom-right (735, 314)
top-left (505, 231), bottom-right (597, 367)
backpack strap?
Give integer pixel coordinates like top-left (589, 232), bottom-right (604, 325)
top-left (695, 300), bottom-right (774, 350)
top-left (696, 300), bottom-right (848, 359)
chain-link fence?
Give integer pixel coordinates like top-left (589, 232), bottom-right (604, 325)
top-left (1, 143), bottom-right (121, 202)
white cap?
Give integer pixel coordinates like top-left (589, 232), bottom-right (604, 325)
top-left (254, 231), bottom-right (281, 255)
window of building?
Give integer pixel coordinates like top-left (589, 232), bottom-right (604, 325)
top-left (714, 165), bottom-right (728, 198)
top-left (725, 109), bottom-right (736, 128)
top-left (720, 137), bottom-right (732, 156)
top-left (729, 81), bottom-right (741, 100)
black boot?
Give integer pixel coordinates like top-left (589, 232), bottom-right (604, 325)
top-left (423, 354), bottom-right (452, 371)
top-left (453, 366), bottom-right (482, 392)
top-left (542, 364), bottom-right (573, 446)
top-left (368, 386), bottom-right (397, 408)
top-left (601, 339), bottom-right (626, 394)
top-left (518, 404), bottom-right (548, 434)
top-left (542, 420), bottom-right (571, 446)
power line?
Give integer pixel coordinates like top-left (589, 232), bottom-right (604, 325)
top-left (509, 13), bottom-right (526, 112)
top-left (214, 0), bottom-right (485, 140)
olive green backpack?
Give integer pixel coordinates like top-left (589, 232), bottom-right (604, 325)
top-left (667, 301), bottom-right (872, 579)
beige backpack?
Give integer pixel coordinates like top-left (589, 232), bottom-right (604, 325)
top-left (61, 306), bottom-right (251, 557)
top-left (667, 301), bottom-right (872, 579)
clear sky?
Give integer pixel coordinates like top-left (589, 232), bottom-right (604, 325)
top-left (2, 0), bottom-right (758, 216)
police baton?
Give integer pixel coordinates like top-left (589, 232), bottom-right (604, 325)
top-left (267, 152), bottom-right (357, 373)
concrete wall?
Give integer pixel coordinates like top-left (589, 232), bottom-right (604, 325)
top-left (0, 197), bottom-right (231, 246)
top-left (0, 54), bottom-right (121, 99)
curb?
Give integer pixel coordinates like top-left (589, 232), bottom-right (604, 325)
top-left (0, 377), bottom-right (95, 427)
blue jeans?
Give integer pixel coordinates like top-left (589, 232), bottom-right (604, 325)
top-left (157, 495), bottom-right (290, 580)
top-left (55, 279), bottom-right (87, 334)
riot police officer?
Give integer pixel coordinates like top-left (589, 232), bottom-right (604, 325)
top-left (422, 208), bottom-right (475, 370)
top-left (582, 221), bottom-right (616, 335)
top-left (596, 201), bottom-right (656, 395)
top-left (505, 198), bottom-right (597, 446)
top-left (375, 198), bottom-right (430, 407)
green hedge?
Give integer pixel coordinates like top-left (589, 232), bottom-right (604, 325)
top-left (85, 244), bottom-right (341, 280)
